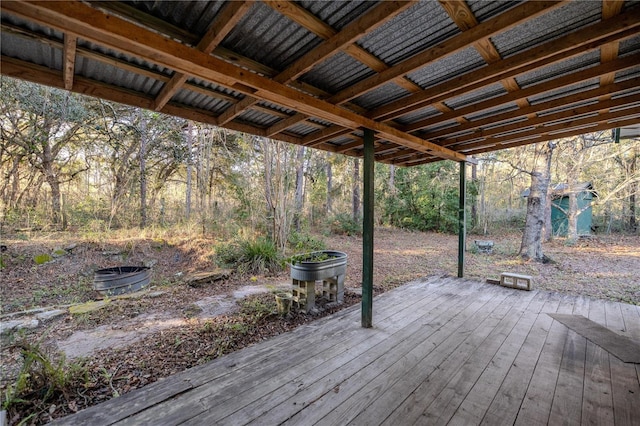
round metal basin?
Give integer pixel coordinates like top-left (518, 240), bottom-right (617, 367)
top-left (93, 266), bottom-right (151, 296)
top-left (290, 250), bottom-right (347, 281)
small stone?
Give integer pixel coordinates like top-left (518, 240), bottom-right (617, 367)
top-left (36, 309), bottom-right (66, 322)
top-left (147, 291), bottom-right (165, 299)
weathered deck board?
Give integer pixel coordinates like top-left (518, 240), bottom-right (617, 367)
top-left (51, 278), bottom-right (640, 426)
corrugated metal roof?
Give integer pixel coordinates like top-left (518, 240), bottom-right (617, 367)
top-left (300, 1), bottom-right (378, 31)
top-left (357, 1), bottom-right (460, 66)
top-left (129, 1), bottom-right (226, 42)
top-left (172, 89), bottom-right (231, 115)
top-left (528, 80), bottom-right (600, 105)
top-left (2, 0), bottom-right (639, 164)
top-left (466, 103), bottom-right (520, 122)
top-left (516, 50), bottom-right (602, 88)
top-left (445, 83), bottom-right (507, 110)
top-left (407, 47), bottom-right (486, 89)
top-left (467, 1), bottom-right (525, 23)
top-left (492, 1), bottom-right (602, 58)
top-left (394, 106), bottom-right (441, 127)
top-left (301, 51), bottom-right (376, 94)
top-left (352, 82), bottom-right (410, 111)
top-left (222, 2), bottom-right (320, 71)
top-left (1, 31), bottom-right (62, 70)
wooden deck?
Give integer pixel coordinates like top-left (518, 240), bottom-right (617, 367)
top-left (54, 276), bottom-right (640, 425)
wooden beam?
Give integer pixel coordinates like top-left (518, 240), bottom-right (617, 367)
top-left (274, 1), bottom-right (414, 84)
top-left (328, 1), bottom-right (565, 105)
top-left (62, 33), bottom-right (77, 90)
top-left (302, 126), bottom-right (353, 147)
top-left (420, 78), bottom-right (640, 142)
top-left (5, 1), bottom-right (466, 162)
top-left (450, 107), bottom-right (640, 152)
top-left (154, 1), bottom-right (254, 111)
top-left (369, 8), bottom-right (640, 121)
top-left (599, 1), bottom-right (625, 93)
top-left (439, 93), bottom-right (640, 148)
top-left (0, 55), bottom-right (304, 146)
top-left (227, 1), bottom-right (414, 135)
top-left (460, 115), bottom-right (640, 157)
top-left (402, 53), bottom-right (640, 133)
top-left (440, 0), bottom-right (532, 113)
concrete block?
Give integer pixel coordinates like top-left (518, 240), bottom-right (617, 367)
top-left (500, 272), bottom-right (532, 291)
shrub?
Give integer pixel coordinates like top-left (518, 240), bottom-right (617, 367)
top-left (328, 213), bottom-right (362, 236)
top-left (3, 342), bottom-right (88, 422)
top-left (287, 231), bottom-right (326, 252)
top-left (215, 237), bottom-right (282, 275)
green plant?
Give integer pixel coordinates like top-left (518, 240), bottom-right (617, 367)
top-left (3, 342), bottom-right (88, 421)
top-left (328, 213), bottom-right (362, 236)
top-left (215, 237), bottom-right (282, 275)
top-left (287, 231), bottom-right (326, 252)
top-left (33, 253), bottom-right (52, 265)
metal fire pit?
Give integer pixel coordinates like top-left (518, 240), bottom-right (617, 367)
top-left (93, 266), bottom-right (151, 296)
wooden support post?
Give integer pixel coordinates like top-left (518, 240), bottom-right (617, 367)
top-left (362, 128), bottom-right (375, 328)
top-left (458, 160), bottom-right (466, 278)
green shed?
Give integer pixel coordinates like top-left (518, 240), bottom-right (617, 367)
top-left (551, 182), bottom-right (597, 236)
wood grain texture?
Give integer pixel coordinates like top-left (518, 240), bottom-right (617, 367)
top-left (51, 278), bottom-right (640, 425)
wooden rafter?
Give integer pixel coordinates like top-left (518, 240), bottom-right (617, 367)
top-left (62, 33), bottom-right (77, 90)
top-left (327, 1), bottom-right (565, 106)
top-left (153, 1), bottom-right (254, 111)
top-left (402, 53), bottom-right (640, 133)
top-left (421, 78), bottom-right (640, 142)
top-left (218, 1), bottom-right (415, 131)
top-left (4, 1), bottom-right (467, 162)
top-left (370, 7), bottom-right (640, 122)
top-left (0, 55), bottom-right (304, 146)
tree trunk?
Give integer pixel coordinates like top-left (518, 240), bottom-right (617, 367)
top-left (471, 162), bottom-right (477, 229)
top-left (326, 156), bottom-right (333, 215)
top-left (352, 158), bottom-right (361, 220)
top-left (139, 112), bottom-right (148, 229)
top-left (389, 164), bottom-right (396, 193)
top-left (293, 145), bottom-right (305, 232)
top-left (630, 146), bottom-right (638, 233)
top-left (542, 141), bottom-right (555, 241)
top-left (41, 135), bottom-right (63, 227)
top-left (185, 121), bottom-right (193, 221)
top-left (520, 142), bottom-right (554, 261)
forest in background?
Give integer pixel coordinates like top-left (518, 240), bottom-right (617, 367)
top-left (1, 77), bottom-right (638, 250)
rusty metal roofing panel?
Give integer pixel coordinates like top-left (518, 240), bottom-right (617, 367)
top-left (408, 47), bottom-right (486, 89)
top-left (516, 50), bottom-right (601, 88)
top-left (301, 51), bottom-right (375, 94)
top-left (299, 1), bottom-right (378, 31)
top-left (445, 83), bottom-right (507, 110)
top-left (357, 1), bottom-right (460, 66)
top-left (222, 2), bottom-right (320, 71)
top-left (352, 83), bottom-right (410, 111)
top-left (467, 0), bottom-right (525, 23)
top-left (492, 1), bottom-right (602, 59)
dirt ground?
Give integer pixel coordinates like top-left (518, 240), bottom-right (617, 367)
top-left (0, 228), bottom-right (638, 424)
